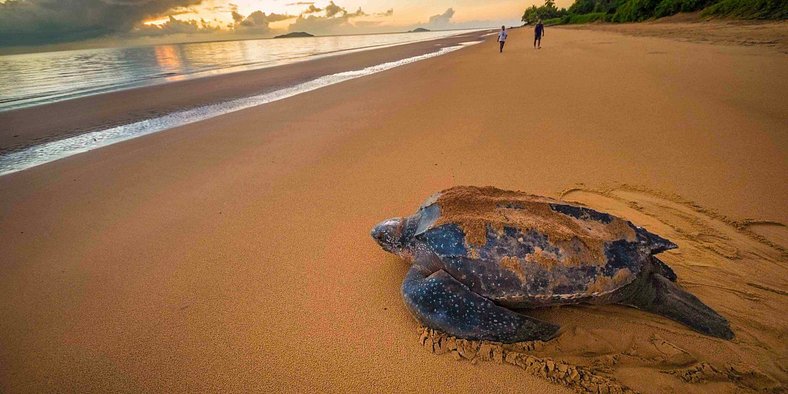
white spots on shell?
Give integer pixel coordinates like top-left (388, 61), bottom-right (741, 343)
top-left (403, 267), bottom-right (550, 341)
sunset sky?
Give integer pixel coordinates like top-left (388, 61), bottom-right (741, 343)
top-left (0, 0), bottom-right (572, 50)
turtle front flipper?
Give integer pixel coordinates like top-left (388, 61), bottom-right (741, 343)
top-left (401, 259), bottom-right (559, 343)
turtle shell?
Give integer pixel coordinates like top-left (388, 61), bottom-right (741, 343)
top-left (409, 186), bottom-right (675, 306)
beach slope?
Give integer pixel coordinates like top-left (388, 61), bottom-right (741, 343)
top-left (0, 27), bottom-right (786, 392)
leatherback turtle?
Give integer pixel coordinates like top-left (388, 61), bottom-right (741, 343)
top-left (371, 186), bottom-right (733, 343)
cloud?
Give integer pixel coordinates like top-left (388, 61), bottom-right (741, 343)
top-left (346, 7), bottom-right (368, 18)
top-left (354, 20), bottom-right (382, 28)
top-left (0, 0), bottom-right (204, 47)
top-left (288, 14), bottom-right (348, 34)
top-left (232, 10), bottom-right (291, 33)
top-left (302, 5), bottom-right (323, 14)
top-left (133, 15), bottom-right (218, 36)
top-left (324, 1), bottom-right (344, 17)
top-left (287, 1), bottom-right (378, 35)
top-left (0, 0), bottom-right (402, 48)
top-left (427, 8), bottom-right (455, 28)
top-left (411, 7), bottom-right (512, 32)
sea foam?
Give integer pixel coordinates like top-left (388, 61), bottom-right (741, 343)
top-left (0, 41), bottom-right (481, 176)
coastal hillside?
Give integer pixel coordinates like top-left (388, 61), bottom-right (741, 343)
top-left (522, 0), bottom-right (787, 24)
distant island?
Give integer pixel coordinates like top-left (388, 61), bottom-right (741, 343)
top-left (410, 28), bottom-right (431, 33)
top-left (274, 32), bottom-right (315, 39)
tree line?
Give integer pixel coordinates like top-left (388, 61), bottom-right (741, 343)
top-left (522, 0), bottom-right (786, 25)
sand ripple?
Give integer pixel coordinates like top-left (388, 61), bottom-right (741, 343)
top-left (416, 185), bottom-right (786, 393)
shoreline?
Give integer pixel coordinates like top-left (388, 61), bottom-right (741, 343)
top-left (0, 30), bottom-right (489, 155)
top-left (0, 42), bottom-right (483, 176)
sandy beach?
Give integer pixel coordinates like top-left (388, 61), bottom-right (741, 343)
top-left (0, 25), bottom-right (786, 393)
top-left (561, 17), bottom-right (788, 53)
top-left (0, 31), bottom-right (488, 154)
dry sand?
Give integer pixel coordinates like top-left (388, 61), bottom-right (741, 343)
top-left (0, 25), bottom-right (786, 392)
top-left (560, 18), bottom-right (788, 53)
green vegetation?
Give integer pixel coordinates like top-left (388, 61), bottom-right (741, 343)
top-left (523, 0), bottom-right (786, 26)
top-left (543, 12), bottom-right (608, 25)
top-left (702, 0), bottom-right (788, 19)
top-left (568, 12), bottom-right (609, 23)
top-left (522, 0), bottom-right (568, 24)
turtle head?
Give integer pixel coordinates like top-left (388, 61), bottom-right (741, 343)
top-left (371, 217), bottom-right (408, 255)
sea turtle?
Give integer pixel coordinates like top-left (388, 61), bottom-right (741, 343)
top-left (371, 186), bottom-right (733, 343)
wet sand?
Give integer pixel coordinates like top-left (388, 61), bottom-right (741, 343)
top-left (0, 25), bottom-right (786, 392)
top-left (0, 31), bottom-right (489, 154)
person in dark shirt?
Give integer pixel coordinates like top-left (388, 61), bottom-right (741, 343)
top-left (534, 20), bottom-right (545, 49)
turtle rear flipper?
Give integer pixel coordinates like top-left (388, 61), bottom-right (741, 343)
top-left (652, 257), bottom-right (677, 282)
top-left (402, 258), bottom-right (559, 343)
top-left (618, 259), bottom-right (733, 339)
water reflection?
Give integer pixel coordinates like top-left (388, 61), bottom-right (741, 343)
top-left (0, 43), bottom-right (479, 176)
top-left (154, 46), bottom-right (181, 72)
top-left (0, 30), bottom-right (480, 112)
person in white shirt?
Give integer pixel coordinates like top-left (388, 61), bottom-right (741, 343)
top-left (497, 25), bottom-right (508, 53)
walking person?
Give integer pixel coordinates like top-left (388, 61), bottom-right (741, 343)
top-left (497, 25), bottom-right (508, 53)
top-left (534, 19), bottom-right (544, 49)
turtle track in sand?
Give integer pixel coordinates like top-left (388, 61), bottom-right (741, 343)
top-left (415, 185), bottom-right (786, 393)
top-left (417, 326), bottom-right (634, 393)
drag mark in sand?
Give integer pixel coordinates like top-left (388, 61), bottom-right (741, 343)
top-left (418, 326), bottom-right (634, 393)
top-left (416, 185), bottom-right (786, 393)
top-left (0, 41), bottom-right (482, 177)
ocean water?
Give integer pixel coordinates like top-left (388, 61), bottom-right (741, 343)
top-left (0, 30), bottom-right (480, 112)
top-left (0, 36), bottom-right (483, 175)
